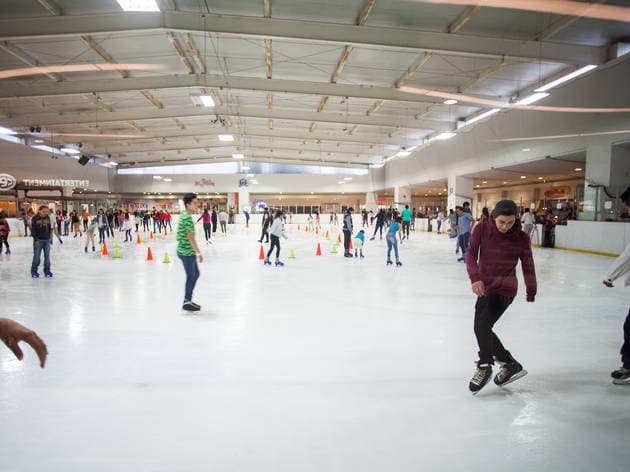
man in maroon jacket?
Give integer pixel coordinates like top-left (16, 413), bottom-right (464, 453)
top-left (465, 200), bottom-right (537, 394)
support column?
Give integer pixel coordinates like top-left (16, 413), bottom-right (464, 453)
top-left (447, 175), bottom-right (473, 211)
top-left (238, 188), bottom-right (250, 213)
top-left (365, 191), bottom-right (378, 211)
top-left (394, 186), bottom-right (412, 211)
top-left (582, 141), bottom-right (630, 220)
top-left (227, 192), bottom-right (236, 211)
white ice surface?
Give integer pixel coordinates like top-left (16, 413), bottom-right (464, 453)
top-left (1, 223), bottom-right (629, 471)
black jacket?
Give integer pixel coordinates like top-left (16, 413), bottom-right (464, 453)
top-left (31, 214), bottom-right (52, 241)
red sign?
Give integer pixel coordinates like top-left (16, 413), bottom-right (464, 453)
top-left (544, 186), bottom-right (572, 199)
top-left (194, 178), bottom-right (215, 187)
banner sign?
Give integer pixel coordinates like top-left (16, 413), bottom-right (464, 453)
top-left (22, 178), bottom-right (90, 188)
top-left (544, 186), bottom-right (572, 199)
top-left (0, 173), bottom-right (16, 191)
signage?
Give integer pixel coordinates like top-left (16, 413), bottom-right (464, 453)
top-left (544, 186), bottom-right (572, 200)
top-left (194, 178), bottom-right (215, 187)
top-left (256, 202), bottom-right (267, 211)
top-left (238, 178), bottom-right (248, 188)
top-left (22, 178), bottom-right (89, 188)
top-left (0, 173), bottom-right (16, 191)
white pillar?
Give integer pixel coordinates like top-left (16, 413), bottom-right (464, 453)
top-left (227, 192), bottom-right (236, 210)
top-left (365, 192), bottom-right (378, 211)
top-left (238, 188), bottom-right (250, 213)
top-left (394, 186), bottom-right (412, 211)
top-left (447, 175), bottom-right (473, 211)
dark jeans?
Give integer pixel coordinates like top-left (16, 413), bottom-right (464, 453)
top-left (220, 221), bottom-right (227, 233)
top-left (83, 219), bottom-right (88, 231)
top-left (343, 229), bottom-right (351, 252)
top-left (458, 231), bottom-right (471, 256)
top-left (31, 239), bottom-right (51, 274)
top-left (124, 230), bottom-right (132, 242)
top-left (260, 224), bottom-right (269, 242)
top-left (178, 254), bottom-right (200, 302)
top-left (372, 223), bottom-right (384, 239)
top-left (203, 223), bottom-right (212, 241)
top-left (153, 220), bottom-right (161, 233)
top-left (386, 233), bottom-right (399, 260)
top-left (622, 306), bottom-right (630, 368)
top-left (267, 235), bottom-right (280, 259)
top-left (402, 221), bottom-right (410, 237)
top-left (143, 220), bottom-right (149, 232)
top-left (474, 294), bottom-right (515, 365)
top-left (98, 227), bottom-right (106, 244)
top-left (0, 235), bottom-right (9, 251)
top-left (437, 220), bottom-right (442, 233)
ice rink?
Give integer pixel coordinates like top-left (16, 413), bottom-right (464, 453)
top-left (1, 223), bottom-right (629, 471)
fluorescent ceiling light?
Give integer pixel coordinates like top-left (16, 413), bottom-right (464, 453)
top-left (344, 177), bottom-right (352, 181)
top-left (383, 155), bottom-right (396, 163)
top-left (0, 126), bottom-right (16, 135)
top-left (34, 139), bottom-right (45, 143)
top-left (534, 65), bottom-right (597, 92)
top-left (443, 99), bottom-right (458, 105)
top-left (338, 181), bottom-right (345, 184)
top-left (116, 0), bottom-right (160, 12)
top-left (218, 134), bottom-right (234, 142)
top-left (522, 148), bottom-right (531, 152)
top-left (395, 150), bottom-right (412, 157)
top-left (482, 181), bottom-right (487, 184)
top-left (246, 173), bottom-right (254, 177)
top-left (61, 147), bottom-right (80, 154)
top-left (163, 178), bottom-right (172, 182)
top-left (515, 92), bottom-right (550, 105)
top-left (199, 95), bottom-right (215, 107)
top-left (433, 132), bottom-right (456, 141)
top-left (537, 177), bottom-right (544, 180)
top-left (110, 162), bottom-right (119, 166)
top-left (241, 166), bottom-right (250, 170)
top-left (520, 175), bottom-right (527, 179)
top-left (464, 108), bottom-right (500, 126)
top-left (153, 175), bottom-right (162, 179)
top-left (232, 154), bottom-right (244, 159)
top-left (370, 163), bottom-right (384, 169)
top-left (574, 168), bottom-right (583, 171)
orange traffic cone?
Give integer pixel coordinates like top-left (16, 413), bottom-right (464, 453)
top-left (316, 243), bottom-right (322, 256)
top-left (146, 247), bottom-right (153, 261)
top-left (298, 224), bottom-right (300, 231)
top-left (325, 230), bottom-right (329, 238)
top-left (259, 245), bottom-right (265, 260)
top-left (101, 242), bottom-right (108, 256)
top-left (337, 234), bottom-right (341, 244)
top-left (315, 227), bottom-right (319, 235)
top-left (164, 228), bottom-right (168, 237)
top-left (136, 234), bottom-right (141, 244)
top-left (150, 231), bottom-right (154, 240)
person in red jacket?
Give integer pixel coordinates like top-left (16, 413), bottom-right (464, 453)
top-left (465, 199), bottom-right (537, 394)
top-left (0, 212), bottom-right (10, 254)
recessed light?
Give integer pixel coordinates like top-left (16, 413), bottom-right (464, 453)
top-left (232, 154), bottom-right (244, 159)
top-left (241, 166), bottom-right (250, 170)
top-left (520, 176), bottom-right (527, 179)
top-left (153, 175), bottom-right (162, 179)
top-left (482, 181), bottom-right (487, 184)
top-left (443, 99), bottom-right (458, 105)
top-left (34, 139), bottom-right (45, 143)
top-left (537, 177), bottom-right (544, 180)
top-left (344, 177), bottom-right (352, 181)
top-left (476, 184), bottom-right (480, 187)
top-left (218, 134), bottom-right (234, 142)
top-left (503, 181), bottom-right (508, 184)
top-left (522, 148), bottom-right (531, 152)
top-left (574, 167), bottom-right (583, 171)
top-left (246, 173), bottom-right (254, 177)
top-left (163, 178), bottom-right (172, 182)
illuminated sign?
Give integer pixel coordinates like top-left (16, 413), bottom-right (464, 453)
top-left (22, 179), bottom-right (90, 188)
top-left (0, 173), bottom-right (16, 191)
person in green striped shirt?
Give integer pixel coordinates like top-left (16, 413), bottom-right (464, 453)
top-left (177, 193), bottom-right (203, 312)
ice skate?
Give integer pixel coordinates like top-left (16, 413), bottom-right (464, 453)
top-left (275, 260), bottom-right (285, 267)
top-left (387, 259), bottom-right (393, 265)
top-left (494, 360), bottom-right (528, 386)
top-left (84, 247), bottom-right (88, 253)
top-left (396, 260), bottom-right (402, 266)
top-left (469, 363), bottom-right (492, 394)
top-left (263, 259), bottom-right (272, 266)
top-left (182, 300), bottom-right (200, 312)
top-left (44, 271), bottom-right (53, 278)
top-left (31, 272), bottom-right (40, 278)
top-left (611, 366), bottom-right (630, 385)
top-left (360, 253), bottom-right (365, 258)
top-left (5, 249), bottom-right (9, 255)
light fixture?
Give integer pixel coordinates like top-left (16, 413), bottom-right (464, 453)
top-left (338, 181), bottom-right (345, 184)
top-left (61, 147), bottom-right (80, 154)
top-left (200, 95), bottom-right (215, 107)
top-left (433, 132), bottom-right (456, 140)
top-left (443, 99), bottom-right (458, 105)
top-left (464, 108), bottom-right (500, 126)
top-left (241, 166), bottom-right (250, 170)
top-left (574, 167), bottom-right (583, 171)
top-left (522, 148), bottom-right (531, 152)
top-left (0, 126), bottom-right (16, 135)
top-left (395, 150), bottom-right (412, 157)
top-left (520, 175), bottom-right (527, 179)
top-left (246, 173), bottom-right (254, 177)
top-left (370, 163), bottom-right (384, 169)
top-left (116, 0), bottom-right (160, 12)
top-left (153, 175), bottom-right (162, 180)
top-left (535, 65), bottom-right (597, 93)
top-left (476, 184), bottom-right (480, 187)
top-left (537, 177), bottom-right (544, 180)
top-left (515, 92), bottom-right (550, 105)
top-left (503, 181), bottom-right (508, 184)
top-left (110, 162), bottom-right (118, 166)
top-left (344, 177), bottom-right (352, 181)
top-left (482, 181), bottom-right (487, 184)
top-left (163, 178), bottom-right (172, 182)
top-left (232, 153), bottom-right (244, 159)
top-left (218, 134), bottom-right (234, 142)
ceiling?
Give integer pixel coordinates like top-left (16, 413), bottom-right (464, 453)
top-left (0, 0), bottom-right (628, 175)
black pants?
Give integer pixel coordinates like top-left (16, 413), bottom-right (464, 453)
top-left (203, 223), bottom-right (212, 241)
top-left (212, 221), bottom-right (217, 234)
top-left (267, 235), bottom-right (280, 259)
top-left (0, 235), bottom-right (9, 251)
top-left (474, 294), bottom-right (515, 365)
top-left (622, 306), bottom-right (630, 368)
top-left (343, 229), bottom-right (351, 253)
top-left (402, 221), bottom-right (410, 237)
top-left (260, 224), bottom-right (269, 242)
top-left (372, 223), bottom-right (384, 238)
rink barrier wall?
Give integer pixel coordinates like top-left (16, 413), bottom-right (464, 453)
top-left (6, 216), bottom-right (627, 257)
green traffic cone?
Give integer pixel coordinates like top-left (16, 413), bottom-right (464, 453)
top-left (288, 249), bottom-right (296, 259)
top-left (331, 244), bottom-right (338, 254)
top-left (163, 252), bottom-right (171, 263)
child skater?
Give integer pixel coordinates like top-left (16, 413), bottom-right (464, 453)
top-left (386, 216), bottom-right (403, 266)
top-left (0, 212), bottom-right (10, 255)
top-left (465, 200), bottom-right (537, 394)
top-left (85, 217), bottom-right (97, 253)
top-left (353, 229), bottom-right (365, 258)
top-left (264, 210), bottom-right (288, 267)
top-left (123, 213), bottom-right (133, 242)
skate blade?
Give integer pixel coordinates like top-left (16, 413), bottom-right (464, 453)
top-left (497, 369), bottom-right (528, 387)
top-left (612, 377), bottom-right (630, 385)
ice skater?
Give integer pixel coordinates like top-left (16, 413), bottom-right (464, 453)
top-left (123, 214), bottom-right (133, 242)
top-left (258, 207), bottom-right (270, 243)
top-left (370, 209), bottom-right (386, 240)
top-left (85, 217), bottom-right (97, 253)
top-left (401, 205), bottom-right (412, 240)
top-left (386, 216), bottom-right (403, 266)
top-left (455, 206), bottom-right (474, 262)
top-left (0, 212), bottom-right (11, 255)
top-left (177, 193), bottom-right (203, 312)
top-left (264, 210), bottom-right (288, 267)
top-left (602, 185), bottom-right (630, 385)
top-left (353, 229), bottom-right (365, 258)
top-left (30, 205), bottom-right (54, 278)
top-left (343, 207), bottom-right (354, 258)
top-left (197, 208), bottom-right (213, 244)
top-left (465, 200), bottom-right (537, 394)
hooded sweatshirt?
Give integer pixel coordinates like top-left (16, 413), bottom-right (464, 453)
top-left (466, 218), bottom-right (537, 299)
